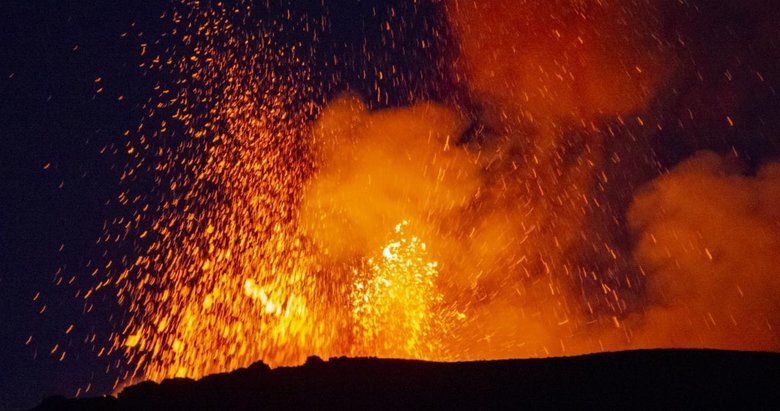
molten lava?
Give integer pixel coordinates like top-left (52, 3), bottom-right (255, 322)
top-left (351, 221), bottom-right (463, 360)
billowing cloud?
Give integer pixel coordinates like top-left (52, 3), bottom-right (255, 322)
top-left (300, 93), bottom-right (479, 262)
top-left (627, 151), bottom-right (780, 350)
top-left (446, 0), bottom-right (671, 130)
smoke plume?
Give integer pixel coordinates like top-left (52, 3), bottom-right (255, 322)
top-left (300, 0), bottom-right (685, 359)
top-left (300, 94), bottom-right (478, 263)
top-left (302, 0), bottom-right (779, 357)
top-left (627, 151), bottom-right (780, 350)
top-left (446, 0), bottom-right (671, 141)
top-left (300, 92), bottom-right (601, 359)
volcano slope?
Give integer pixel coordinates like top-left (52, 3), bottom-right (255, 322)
top-left (33, 349), bottom-right (779, 410)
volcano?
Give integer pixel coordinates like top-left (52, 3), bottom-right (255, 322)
top-left (5, 0), bottom-right (780, 408)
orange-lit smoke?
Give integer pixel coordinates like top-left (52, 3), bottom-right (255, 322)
top-left (446, 0), bottom-right (670, 128)
top-left (302, 93), bottom-right (615, 360)
top-left (300, 94), bottom-right (477, 263)
top-left (426, 0), bottom-right (677, 356)
top-left (303, 0), bottom-right (780, 359)
top-left (626, 151), bottom-right (780, 351)
top-left (443, 0), bottom-right (673, 284)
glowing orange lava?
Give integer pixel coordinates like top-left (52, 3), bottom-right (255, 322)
top-left (351, 221), bottom-right (464, 360)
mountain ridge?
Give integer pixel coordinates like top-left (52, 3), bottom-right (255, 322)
top-left (33, 349), bottom-right (780, 410)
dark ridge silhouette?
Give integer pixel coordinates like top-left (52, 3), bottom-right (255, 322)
top-left (32, 349), bottom-right (780, 410)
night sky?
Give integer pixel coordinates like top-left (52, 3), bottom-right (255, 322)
top-left (2, 2), bottom-right (161, 407)
top-left (2, 1), bottom-right (779, 409)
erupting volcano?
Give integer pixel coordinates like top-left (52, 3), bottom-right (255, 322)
top-left (100, 0), bottom-right (780, 386)
top-left (5, 0), bottom-right (780, 407)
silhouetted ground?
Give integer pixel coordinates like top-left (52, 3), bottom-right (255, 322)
top-left (32, 349), bottom-right (780, 410)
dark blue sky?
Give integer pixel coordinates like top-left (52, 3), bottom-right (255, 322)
top-left (1, 2), bottom-right (166, 408)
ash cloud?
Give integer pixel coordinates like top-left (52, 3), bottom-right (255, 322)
top-left (300, 0), bottom-right (779, 359)
top-left (626, 151), bottom-right (780, 350)
top-left (300, 94), bottom-right (479, 263)
top-left (445, 0), bottom-right (671, 132)
top-left (300, 93), bottom-right (600, 359)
